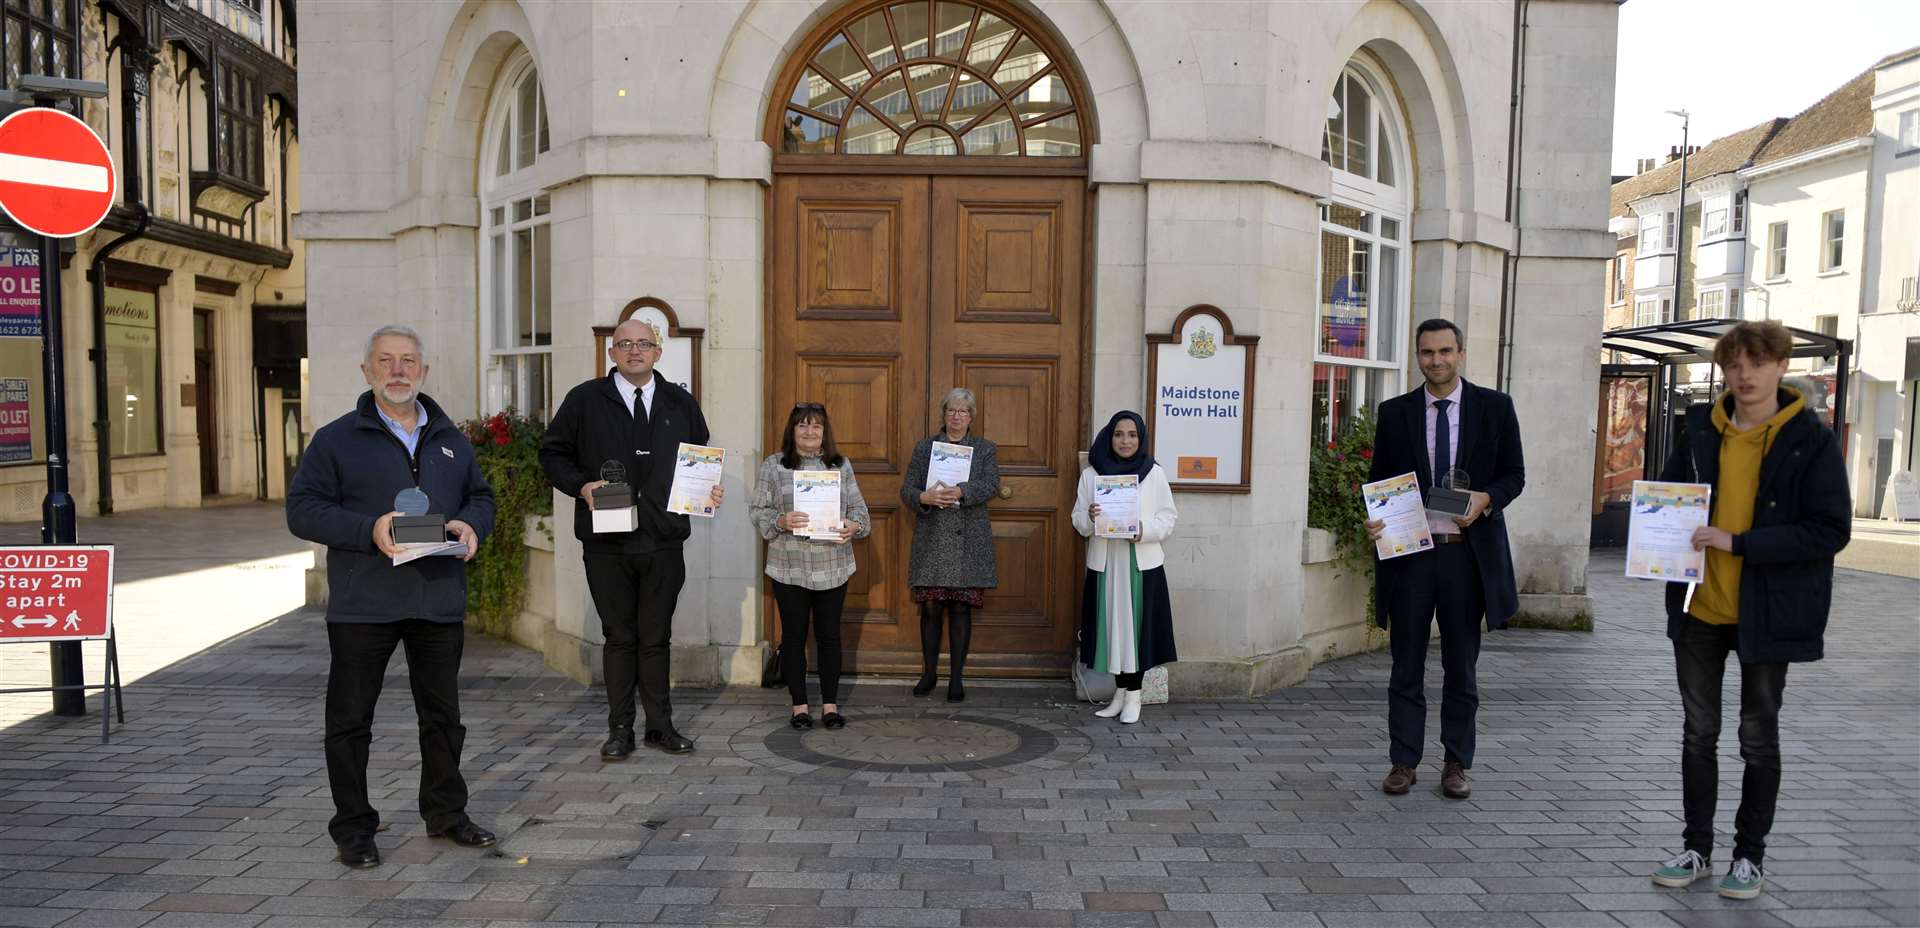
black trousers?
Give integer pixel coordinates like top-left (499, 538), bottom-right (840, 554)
top-left (324, 619), bottom-right (469, 844)
top-left (1115, 672), bottom-right (1143, 691)
top-left (1386, 541), bottom-right (1484, 768)
top-left (1675, 615), bottom-right (1788, 865)
top-left (583, 548), bottom-right (686, 733)
top-left (772, 580), bottom-right (848, 706)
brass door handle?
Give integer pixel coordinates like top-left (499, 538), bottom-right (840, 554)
top-left (998, 486), bottom-right (1013, 499)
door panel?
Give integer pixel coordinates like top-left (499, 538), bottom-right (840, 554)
top-left (770, 173), bottom-right (1084, 675)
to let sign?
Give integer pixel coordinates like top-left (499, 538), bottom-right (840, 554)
top-left (0, 545), bottom-right (114, 642)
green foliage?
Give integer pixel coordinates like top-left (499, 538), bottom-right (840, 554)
top-left (461, 410), bottom-right (553, 637)
top-left (1307, 409), bottom-right (1382, 630)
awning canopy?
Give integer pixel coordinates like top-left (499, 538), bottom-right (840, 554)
top-left (1601, 317), bottom-right (1847, 365)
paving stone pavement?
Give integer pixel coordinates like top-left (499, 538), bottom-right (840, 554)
top-left (0, 526), bottom-right (1915, 927)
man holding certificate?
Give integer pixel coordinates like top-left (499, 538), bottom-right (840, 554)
top-left (1645, 321), bottom-right (1850, 902)
top-left (1364, 319), bottom-right (1525, 800)
top-left (540, 317), bottom-right (723, 759)
top-left (749, 403), bottom-right (871, 730)
top-left (287, 326), bottom-right (498, 868)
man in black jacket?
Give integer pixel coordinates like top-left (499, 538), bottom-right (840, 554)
top-left (540, 317), bottom-right (722, 759)
top-left (287, 326), bottom-right (498, 869)
top-left (1646, 321), bottom-right (1850, 901)
top-left (1365, 319), bottom-right (1525, 801)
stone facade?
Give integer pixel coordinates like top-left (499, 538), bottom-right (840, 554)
top-left (297, 0), bottom-right (1620, 694)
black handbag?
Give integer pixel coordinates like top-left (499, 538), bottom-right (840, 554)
top-left (761, 644), bottom-right (783, 688)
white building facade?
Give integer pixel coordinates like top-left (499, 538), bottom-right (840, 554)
top-left (297, 0), bottom-right (1621, 693)
top-left (1860, 51), bottom-right (1920, 516)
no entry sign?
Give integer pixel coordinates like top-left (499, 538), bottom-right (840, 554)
top-left (0, 108), bottom-right (117, 239)
top-left (0, 545), bottom-right (114, 642)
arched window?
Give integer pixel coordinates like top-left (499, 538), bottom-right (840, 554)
top-left (1313, 60), bottom-right (1412, 444)
top-left (480, 52), bottom-right (553, 417)
top-left (774, 0), bottom-right (1082, 156)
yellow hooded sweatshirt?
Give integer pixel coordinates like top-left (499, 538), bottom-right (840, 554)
top-left (1689, 389), bottom-right (1805, 625)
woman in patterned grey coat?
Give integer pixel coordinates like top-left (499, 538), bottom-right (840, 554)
top-left (899, 388), bottom-right (1000, 702)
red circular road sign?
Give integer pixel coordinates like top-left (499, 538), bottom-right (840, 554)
top-left (0, 108), bottom-right (117, 239)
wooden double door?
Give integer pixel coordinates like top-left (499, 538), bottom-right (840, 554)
top-left (768, 173), bottom-right (1087, 676)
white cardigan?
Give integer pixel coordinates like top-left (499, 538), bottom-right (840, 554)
top-left (1071, 464), bottom-right (1179, 571)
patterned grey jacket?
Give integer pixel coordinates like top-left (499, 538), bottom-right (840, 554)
top-left (899, 434), bottom-right (1000, 589)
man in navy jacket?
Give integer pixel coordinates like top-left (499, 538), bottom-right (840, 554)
top-left (1365, 319), bottom-right (1526, 800)
top-left (287, 326), bottom-right (498, 869)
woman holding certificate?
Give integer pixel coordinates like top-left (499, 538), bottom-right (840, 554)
top-left (1071, 412), bottom-right (1179, 724)
top-left (750, 403), bottom-right (871, 730)
top-left (900, 388), bottom-right (1001, 702)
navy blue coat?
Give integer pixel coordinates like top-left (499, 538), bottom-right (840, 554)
top-left (1366, 380), bottom-right (1527, 629)
top-left (1657, 391), bottom-right (1850, 663)
top-left (286, 392), bottom-right (496, 623)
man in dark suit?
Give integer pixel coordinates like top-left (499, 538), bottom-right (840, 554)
top-left (540, 318), bottom-right (722, 760)
top-left (1364, 318), bottom-right (1525, 799)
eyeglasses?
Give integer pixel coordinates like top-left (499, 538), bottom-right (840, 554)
top-left (612, 339), bottom-right (658, 353)
top-left (793, 402), bottom-right (826, 412)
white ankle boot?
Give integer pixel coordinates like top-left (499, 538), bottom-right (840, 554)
top-left (1119, 689), bottom-right (1142, 724)
top-left (1094, 688), bottom-right (1126, 718)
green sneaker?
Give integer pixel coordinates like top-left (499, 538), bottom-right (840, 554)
top-left (1719, 858), bottom-right (1764, 899)
top-left (1651, 849), bottom-right (1711, 888)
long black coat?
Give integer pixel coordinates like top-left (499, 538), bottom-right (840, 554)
top-left (1657, 390), bottom-right (1850, 663)
top-left (899, 434), bottom-right (1000, 589)
top-left (1366, 380), bottom-right (1526, 629)
top-left (286, 392), bottom-right (496, 624)
top-left (540, 371), bottom-right (711, 555)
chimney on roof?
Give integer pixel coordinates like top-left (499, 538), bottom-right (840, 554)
top-left (1667, 146), bottom-right (1681, 164)
top-left (1637, 157), bottom-right (1656, 174)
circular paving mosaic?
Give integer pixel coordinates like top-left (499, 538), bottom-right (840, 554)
top-left (747, 710), bottom-right (1081, 775)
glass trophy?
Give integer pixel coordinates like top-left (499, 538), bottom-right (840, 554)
top-left (1425, 467), bottom-right (1475, 519)
top-left (390, 486), bottom-right (448, 544)
top-left (591, 459), bottom-right (639, 533)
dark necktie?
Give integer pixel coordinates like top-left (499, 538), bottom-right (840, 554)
top-left (1432, 399), bottom-right (1452, 487)
top-left (633, 387), bottom-right (650, 430)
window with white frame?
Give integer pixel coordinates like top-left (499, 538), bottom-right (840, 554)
top-left (1704, 207), bottom-right (1727, 239)
top-left (1633, 297), bottom-right (1669, 327)
top-left (1821, 209), bottom-right (1844, 272)
top-left (1697, 288), bottom-right (1725, 319)
top-left (1900, 110), bottom-right (1919, 151)
top-left (1663, 210), bottom-right (1676, 249)
top-left (1768, 222), bottom-right (1788, 279)
top-left (1314, 60), bottom-right (1409, 445)
top-left (1638, 215), bottom-right (1660, 251)
top-left (1611, 256), bottom-right (1627, 304)
top-left (481, 54), bottom-right (554, 418)
top-left (1732, 190), bottom-right (1746, 234)
top-left (1728, 288), bottom-right (1742, 319)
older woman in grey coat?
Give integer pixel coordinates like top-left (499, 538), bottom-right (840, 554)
top-left (900, 387), bottom-right (1000, 702)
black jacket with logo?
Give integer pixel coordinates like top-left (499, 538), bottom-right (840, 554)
top-left (1657, 389), bottom-right (1851, 663)
top-left (540, 370), bottom-right (711, 554)
top-left (286, 392), bottom-right (496, 624)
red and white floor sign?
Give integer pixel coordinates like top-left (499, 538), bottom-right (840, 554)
top-left (0, 545), bottom-right (114, 642)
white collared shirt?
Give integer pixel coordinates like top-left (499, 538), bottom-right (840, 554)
top-left (613, 372), bottom-right (655, 419)
top-left (1424, 380), bottom-right (1463, 537)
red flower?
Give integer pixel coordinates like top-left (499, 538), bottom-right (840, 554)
top-left (494, 431), bottom-right (510, 446)
top-left (1326, 442), bottom-right (1336, 450)
top-left (1359, 449), bottom-right (1373, 460)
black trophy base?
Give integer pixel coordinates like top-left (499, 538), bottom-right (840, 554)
top-left (592, 484), bottom-right (634, 510)
top-left (392, 514), bottom-right (448, 544)
top-left (1425, 486), bottom-right (1474, 519)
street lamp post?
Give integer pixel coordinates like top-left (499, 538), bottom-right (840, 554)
top-left (1667, 109), bottom-right (1690, 323)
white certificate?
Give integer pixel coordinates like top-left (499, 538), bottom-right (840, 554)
top-left (792, 469), bottom-right (843, 540)
top-left (1093, 474), bottom-right (1141, 539)
top-left (666, 443), bottom-right (726, 518)
top-left (390, 540), bottom-right (467, 567)
top-left (926, 441), bottom-right (973, 490)
top-left (1362, 472), bottom-right (1434, 560)
top-left (1626, 480), bottom-right (1711, 582)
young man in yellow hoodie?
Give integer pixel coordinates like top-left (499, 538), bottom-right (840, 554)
top-left (1648, 321), bottom-right (1851, 900)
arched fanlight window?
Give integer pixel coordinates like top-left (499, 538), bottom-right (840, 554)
top-left (1313, 60), bottom-right (1412, 444)
top-left (775, 0), bottom-right (1082, 156)
top-left (479, 52), bottom-right (554, 417)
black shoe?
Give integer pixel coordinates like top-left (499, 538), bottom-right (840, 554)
top-left (336, 834), bottom-right (379, 869)
top-left (822, 711), bottom-right (846, 730)
top-left (912, 673), bottom-right (937, 697)
top-left (644, 728), bottom-right (695, 754)
top-left (600, 729), bottom-right (636, 761)
top-left (947, 680), bottom-right (965, 702)
top-left (789, 712), bottom-right (813, 730)
top-left (429, 820), bottom-right (497, 848)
